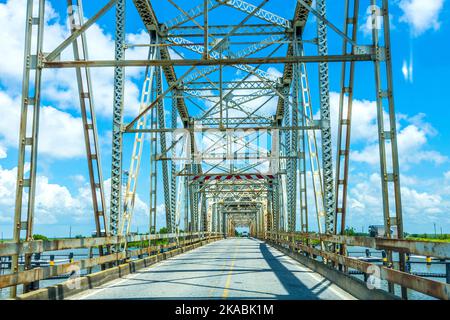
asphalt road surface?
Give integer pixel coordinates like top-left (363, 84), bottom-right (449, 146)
top-left (70, 238), bottom-right (355, 300)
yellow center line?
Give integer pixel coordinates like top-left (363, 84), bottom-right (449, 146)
top-left (222, 243), bottom-right (237, 299)
top-left (207, 244), bottom-right (231, 297)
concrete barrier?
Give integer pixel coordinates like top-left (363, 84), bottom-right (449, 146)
top-left (267, 240), bottom-right (399, 300)
top-left (15, 237), bottom-right (221, 300)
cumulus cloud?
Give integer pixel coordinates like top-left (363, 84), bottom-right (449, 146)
top-left (445, 171), bottom-right (450, 180)
top-left (328, 93), bottom-right (448, 169)
top-left (351, 120), bottom-right (448, 169)
top-left (0, 0), bottom-right (146, 118)
top-left (398, 0), bottom-right (445, 36)
top-left (0, 0), bottom-right (155, 159)
top-left (0, 165), bottom-right (91, 225)
top-left (325, 92), bottom-right (449, 231)
top-left (0, 165), bottom-right (150, 231)
top-left (0, 91), bottom-right (86, 159)
top-left (346, 171), bottom-right (450, 232)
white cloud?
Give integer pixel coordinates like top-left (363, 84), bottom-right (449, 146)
top-left (360, 6), bottom-right (395, 36)
top-left (0, 0), bottom-right (145, 118)
top-left (398, 0), bottom-right (445, 36)
top-left (0, 0), bottom-right (153, 160)
top-left (445, 171), bottom-right (450, 180)
top-left (0, 165), bottom-right (91, 225)
top-left (0, 165), bottom-right (151, 229)
top-left (329, 93), bottom-right (448, 169)
top-left (0, 91), bottom-right (86, 159)
top-left (346, 171), bottom-right (450, 232)
top-left (351, 122), bottom-right (448, 168)
top-left (329, 92), bottom-right (379, 144)
top-left (0, 144), bottom-right (6, 159)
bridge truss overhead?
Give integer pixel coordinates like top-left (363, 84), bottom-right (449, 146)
top-left (4, 0), bottom-right (449, 301)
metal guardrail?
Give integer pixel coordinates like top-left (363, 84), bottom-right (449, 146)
top-left (0, 232), bottom-right (214, 256)
top-left (266, 231), bottom-right (450, 259)
top-left (0, 232), bottom-right (223, 291)
top-left (265, 232), bottom-right (450, 300)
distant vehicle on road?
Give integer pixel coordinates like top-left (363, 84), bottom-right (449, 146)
top-left (91, 229), bottom-right (106, 237)
top-left (368, 225), bottom-right (398, 238)
top-left (241, 231), bottom-right (249, 238)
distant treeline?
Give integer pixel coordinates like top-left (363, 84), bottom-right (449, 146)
top-left (405, 233), bottom-right (450, 242)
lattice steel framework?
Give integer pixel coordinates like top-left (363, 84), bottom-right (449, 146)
top-left (10, 0), bottom-right (408, 298)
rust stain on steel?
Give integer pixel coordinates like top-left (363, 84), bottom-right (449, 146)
top-left (268, 235), bottom-right (450, 300)
top-left (0, 236), bottom-right (221, 289)
top-left (267, 231), bottom-right (450, 259)
top-left (0, 232), bottom-right (208, 256)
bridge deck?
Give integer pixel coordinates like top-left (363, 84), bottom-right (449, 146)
top-left (70, 238), bottom-right (355, 300)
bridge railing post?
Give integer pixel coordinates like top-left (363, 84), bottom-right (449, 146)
top-left (446, 262), bottom-right (450, 284)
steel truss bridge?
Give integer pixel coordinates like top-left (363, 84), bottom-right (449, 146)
top-left (0, 0), bottom-right (449, 300)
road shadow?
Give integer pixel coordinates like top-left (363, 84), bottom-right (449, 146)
top-left (259, 242), bottom-right (329, 300)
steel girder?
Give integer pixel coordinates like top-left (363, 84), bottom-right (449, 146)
top-left (166, 24), bottom-right (287, 37)
top-left (335, 0), bottom-right (360, 236)
top-left (370, 0), bottom-right (406, 297)
top-left (11, 0), bottom-right (45, 298)
top-left (69, 0), bottom-right (108, 244)
top-left (275, 0), bottom-right (312, 120)
top-left (170, 89), bottom-right (178, 233)
top-left (133, 0), bottom-right (190, 123)
top-left (217, 0), bottom-right (291, 28)
top-left (121, 74), bottom-right (153, 236)
top-left (316, 0), bottom-right (336, 235)
top-left (156, 66), bottom-right (174, 233)
top-left (110, 0), bottom-right (126, 238)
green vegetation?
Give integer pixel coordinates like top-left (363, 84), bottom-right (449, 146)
top-left (343, 227), bottom-right (368, 237)
top-left (127, 228), bottom-right (176, 248)
top-left (405, 233), bottom-right (450, 243)
top-left (159, 227), bottom-right (169, 234)
top-left (127, 238), bottom-right (171, 248)
top-left (33, 234), bottom-right (49, 241)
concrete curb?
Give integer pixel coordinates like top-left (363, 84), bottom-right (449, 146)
top-left (267, 240), bottom-right (400, 300)
top-left (15, 238), bottom-right (221, 300)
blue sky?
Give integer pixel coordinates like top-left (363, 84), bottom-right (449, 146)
top-left (0, 0), bottom-right (449, 238)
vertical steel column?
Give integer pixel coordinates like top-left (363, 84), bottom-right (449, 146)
top-left (284, 84), bottom-right (297, 232)
top-left (203, 0), bottom-right (209, 59)
top-left (292, 39), bottom-right (308, 234)
top-left (149, 106), bottom-right (158, 235)
top-left (291, 82), bottom-right (298, 233)
top-left (68, 0), bottom-right (108, 242)
top-left (272, 181), bottom-right (280, 232)
top-left (12, 0), bottom-right (45, 297)
top-left (211, 202), bottom-right (216, 233)
top-left (371, 0), bottom-right (406, 298)
top-left (266, 187), bottom-right (272, 234)
top-left (316, 0), bottom-right (336, 235)
top-left (334, 0), bottom-right (360, 270)
top-left (192, 169), bottom-right (200, 232)
top-left (155, 65), bottom-right (173, 233)
top-left (171, 89), bottom-right (178, 232)
top-left (110, 0), bottom-right (126, 238)
top-left (201, 192), bottom-right (207, 232)
top-left (121, 51), bottom-right (155, 236)
top-left (184, 172), bottom-right (189, 232)
top-left (335, 0), bottom-right (359, 236)
top-left (299, 59), bottom-right (324, 235)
